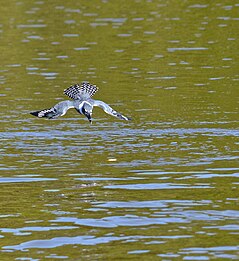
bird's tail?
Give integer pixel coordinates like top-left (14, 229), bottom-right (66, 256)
top-left (64, 82), bottom-right (98, 100)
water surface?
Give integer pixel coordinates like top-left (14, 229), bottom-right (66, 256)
top-left (0, 1), bottom-right (238, 260)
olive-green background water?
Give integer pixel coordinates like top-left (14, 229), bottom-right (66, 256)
top-left (0, 1), bottom-right (238, 260)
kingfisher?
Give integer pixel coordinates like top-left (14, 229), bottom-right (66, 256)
top-left (30, 81), bottom-right (131, 123)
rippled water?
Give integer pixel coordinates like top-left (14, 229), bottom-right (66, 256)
top-left (1, 1), bottom-right (239, 260)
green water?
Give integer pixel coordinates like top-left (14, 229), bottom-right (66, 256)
top-left (0, 1), bottom-right (238, 260)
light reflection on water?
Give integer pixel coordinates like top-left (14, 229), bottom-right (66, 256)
top-left (0, 177), bottom-right (57, 183)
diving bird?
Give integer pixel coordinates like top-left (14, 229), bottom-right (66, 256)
top-left (30, 81), bottom-right (131, 123)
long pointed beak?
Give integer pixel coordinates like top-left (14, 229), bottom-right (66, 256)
top-left (84, 112), bottom-right (92, 123)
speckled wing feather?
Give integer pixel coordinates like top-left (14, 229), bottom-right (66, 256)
top-left (64, 82), bottom-right (98, 100)
top-left (30, 107), bottom-right (59, 119)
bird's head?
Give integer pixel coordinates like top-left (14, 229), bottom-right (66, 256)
top-left (81, 103), bottom-right (92, 123)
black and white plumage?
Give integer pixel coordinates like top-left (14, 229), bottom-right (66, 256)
top-left (30, 81), bottom-right (131, 123)
top-left (30, 100), bottom-right (75, 119)
top-left (64, 81), bottom-right (98, 100)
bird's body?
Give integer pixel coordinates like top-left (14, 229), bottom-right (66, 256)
top-left (30, 82), bottom-right (131, 123)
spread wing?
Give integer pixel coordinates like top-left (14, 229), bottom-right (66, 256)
top-left (64, 82), bottom-right (98, 100)
top-left (30, 101), bottom-right (74, 119)
top-left (30, 107), bottom-right (59, 119)
top-left (93, 100), bottom-right (131, 121)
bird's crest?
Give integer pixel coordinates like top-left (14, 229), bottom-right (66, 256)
top-left (64, 81), bottom-right (98, 100)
